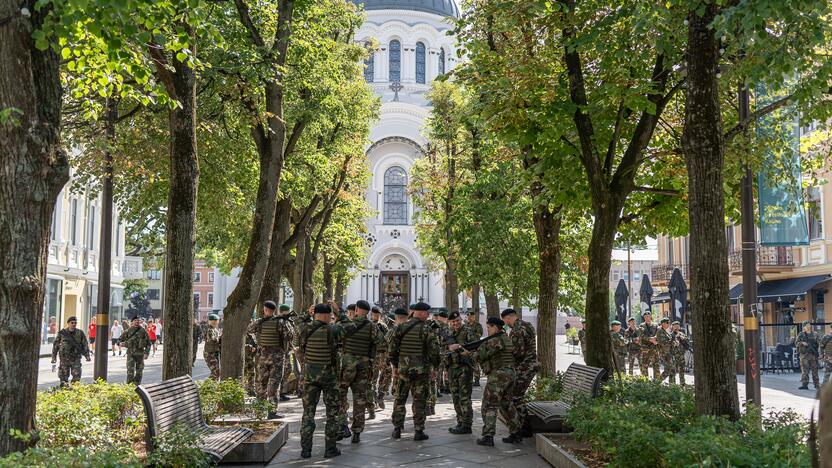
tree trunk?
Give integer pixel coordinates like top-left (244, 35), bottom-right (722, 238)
top-left (162, 45), bottom-right (198, 380)
top-left (220, 0), bottom-right (295, 379)
top-left (302, 237), bottom-right (315, 308)
top-left (583, 200), bottom-right (621, 374)
top-left (291, 237), bottom-right (307, 311)
top-left (444, 258), bottom-right (459, 311)
top-left (511, 283), bottom-right (522, 315)
top-left (257, 197), bottom-right (291, 306)
top-left (485, 292), bottom-right (500, 318)
top-left (471, 284), bottom-right (480, 313)
top-left (683, 3), bottom-right (740, 420)
top-left (0, 0), bottom-right (69, 454)
top-left (334, 272), bottom-right (346, 307)
top-left (322, 254), bottom-right (333, 301)
top-left (533, 204), bottom-right (562, 378)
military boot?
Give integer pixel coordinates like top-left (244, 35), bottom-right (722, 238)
top-left (367, 409), bottom-right (375, 420)
top-left (799, 384), bottom-right (809, 389)
top-left (323, 447), bottom-right (341, 458)
top-left (392, 427), bottom-right (402, 439)
top-left (414, 430), bottom-right (429, 441)
top-left (377, 394), bottom-right (385, 409)
top-left (351, 433), bottom-right (361, 444)
top-left (300, 448), bottom-right (312, 459)
top-left (340, 424), bottom-right (352, 440)
top-left (476, 435), bottom-right (494, 446)
top-left (502, 433), bottom-right (523, 444)
top-left (449, 425), bottom-right (472, 434)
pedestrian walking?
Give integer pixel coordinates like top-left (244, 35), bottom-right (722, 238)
top-left (797, 320), bottom-right (820, 390)
top-left (111, 320), bottom-right (123, 356)
top-left (502, 308), bottom-right (539, 437)
top-left (120, 316), bottom-right (150, 385)
top-left (51, 316), bottom-right (91, 387)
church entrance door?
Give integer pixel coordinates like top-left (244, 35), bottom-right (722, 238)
top-left (380, 271), bottom-right (410, 314)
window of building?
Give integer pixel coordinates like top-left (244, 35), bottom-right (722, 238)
top-left (115, 220), bottom-right (122, 256)
top-left (363, 44), bottom-right (374, 82)
top-left (208, 272), bottom-right (215, 283)
top-left (666, 237), bottom-right (674, 264)
top-left (415, 42), bottom-right (426, 84)
top-left (807, 187), bottom-right (823, 240)
top-left (682, 236), bottom-right (689, 263)
top-left (383, 166), bottom-right (408, 225)
top-left (208, 293), bottom-right (214, 307)
top-left (86, 203), bottom-right (96, 250)
top-left (70, 198), bottom-right (78, 246)
top-left (815, 289), bottom-right (825, 321)
top-left (634, 273), bottom-right (641, 282)
top-left (194, 271), bottom-right (201, 282)
top-left (42, 278), bottom-right (62, 344)
top-left (389, 40), bottom-right (401, 82)
top-left (147, 289), bottom-right (160, 300)
top-left (193, 292), bottom-right (201, 309)
top-left (146, 269), bottom-right (161, 280)
top-left (623, 273), bottom-right (629, 281)
top-left (438, 47), bottom-right (446, 75)
top-left (612, 270), bottom-right (619, 281)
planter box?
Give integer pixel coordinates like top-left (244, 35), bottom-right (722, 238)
top-left (535, 433), bottom-right (588, 468)
top-left (220, 422), bottom-right (288, 464)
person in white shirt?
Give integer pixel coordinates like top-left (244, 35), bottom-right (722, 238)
top-left (111, 321), bottom-right (124, 356)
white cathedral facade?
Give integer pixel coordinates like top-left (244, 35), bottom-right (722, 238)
top-left (344, 0), bottom-right (461, 312)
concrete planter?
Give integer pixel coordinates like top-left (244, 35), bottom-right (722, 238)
top-left (220, 422), bottom-right (288, 464)
top-left (535, 433), bottom-right (588, 468)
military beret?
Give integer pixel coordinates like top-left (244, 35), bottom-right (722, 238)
top-left (314, 303), bottom-right (332, 315)
top-left (371, 306), bottom-right (381, 314)
top-left (672, 321), bottom-right (680, 326)
top-left (279, 304), bottom-right (291, 311)
top-left (802, 320), bottom-right (811, 327)
top-left (468, 310), bottom-right (481, 316)
top-left (486, 317), bottom-right (505, 328)
top-left (500, 308), bottom-right (517, 318)
top-left (412, 302), bottom-right (431, 311)
top-left (627, 317), bottom-right (636, 322)
top-left (346, 303), bottom-right (356, 311)
top-left (448, 311), bottom-right (461, 320)
top-left (394, 308), bottom-right (408, 316)
top-left (660, 317), bottom-right (670, 324)
top-left (208, 314), bottom-right (219, 321)
top-left (264, 300), bottom-right (277, 310)
top-left (387, 313), bottom-right (396, 320)
top-left (439, 307), bottom-right (449, 313)
top-left (642, 311), bottom-right (652, 317)
top-left (67, 316), bottom-right (78, 323)
top-left (409, 303), bottom-right (417, 310)
top-left (610, 320), bottom-right (621, 326)
top-left (356, 300), bottom-right (371, 311)
top-left (130, 316), bottom-right (140, 322)
top-left (436, 310), bottom-right (448, 318)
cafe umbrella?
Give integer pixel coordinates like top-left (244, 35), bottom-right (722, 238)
top-left (614, 279), bottom-right (629, 325)
top-left (668, 268), bottom-right (688, 325)
top-left (639, 274), bottom-right (654, 321)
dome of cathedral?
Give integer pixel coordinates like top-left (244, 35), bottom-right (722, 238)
top-left (352, 0), bottom-right (459, 18)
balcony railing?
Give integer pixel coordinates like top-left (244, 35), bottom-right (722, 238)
top-left (651, 263), bottom-right (690, 282)
top-left (728, 245), bottom-right (794, 271)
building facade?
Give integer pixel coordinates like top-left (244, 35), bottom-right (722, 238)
top-left (42, 170), bottom-right (143, 346)
top-left (344, 0), bottom-right (461, 312)
top-left (143, 259), bottom-right (218, 322)
top-left (610, 248), bottom-right (658, 317)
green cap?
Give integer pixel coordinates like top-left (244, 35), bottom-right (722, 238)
top-left (279, 304), bottom-right (290, 311)
top-left (610, 320), bottom-right (621, 326)
top-left (627, 317), bottom-right (636, 322)
top-left (660, 317), bottom-right (669, 324)
top-left (802, 320), bottom-right (811, 327)
top-left (642, 311), bottom-right (652, 317)
top-left (208, 314), bottom-right (219, 321)
top-left (672, 321), bottom-right (680, 326)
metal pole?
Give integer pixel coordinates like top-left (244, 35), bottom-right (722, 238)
top-left (94, 98), bottom-right (116, 381)
top-left (627, 242), bottom-right (633, 318)
top-left (739, 81), bottom-right (762, 406)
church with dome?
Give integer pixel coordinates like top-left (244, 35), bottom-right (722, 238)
top-left (344, 0), bottom-right (460, 312)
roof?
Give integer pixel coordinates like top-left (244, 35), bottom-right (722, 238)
top-left (351, 0), bottom-right (460, 18)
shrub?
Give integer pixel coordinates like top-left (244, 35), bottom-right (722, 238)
top-left (526, 373), bottom-right (564, 402)
top-left (0, 446), bottom-right (140, 467)
top-left (197, 378), bottom-right (246, 423)
top-left (145, 424), bottom-right (211, 468)
top-left (36, 380), bottom-right (144, 451)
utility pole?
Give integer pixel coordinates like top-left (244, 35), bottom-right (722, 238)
top-left (739, 81), bottom-right (762, 406)
top-left (94, 98), bottom-right (117, 381)
top-left (627, 242), bottom-right (633, 318)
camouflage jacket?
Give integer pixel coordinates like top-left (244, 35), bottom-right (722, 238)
top-left (247, 316), bottom-right (292, 352)
top-left (610, 331), bottom-right (628, 355)
top-left (477, 332), bottom-right (514, 376)
top-left (52, 328), bottom-right (90, 360)
top-left (445, 324), bottom-right (479, 368)
top-left (204, 326), bottom-right (221, 353)
top-left (469, 320), bottom-right (484, 339)
top-left (656, 326), bottom-right (673, 352)
top-left (373, 319), bottom-right (389, 355)
top-left (510, 319), bottom-right (539, 368)
top-left (797, 331), bottom-right (820, 356)
top-left (578, 329), bottom-right (586, 346)
top-left (671, 331), bottom-right (689, 358)
top-left (388, 318), bottom-right (440, 374)
top-left (297, 314), bottom-right (357, 368)
top-left (639, 322), bottom-right (659, 349)
top-left (821, 333), bottom-right (832, 360)
top-left (623, 326), bottom-right (641, 351)
top-left (120, 325), bottom-right (150, 356)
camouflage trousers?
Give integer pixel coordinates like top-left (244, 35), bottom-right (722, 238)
top-left (612, 353), bottom-right (627, 375)
top-left (57, 356), bottom-right (82, 386)
top-left (126, 353), bottom-right (145, 385)
top-left (204, 351), bottom-right (220, 380)
top-left (800, 354), bottom-right (820, 386)
top-left (448, 366), bottom-right (474, 428)
top-left (392, 369), bottom-right (430, 431)
top-left (512, 362), bottom-right (539, 427)
top-left (280, 352), bottom-right (292, 394)
top-left (473, 361), bottom-right (482, 382)
top-left (627, 348), bottom-right (641, 375)
top-left (669, 352), bottom-right (686, 385)
top-left (640, 346), bottom-right (661, 380)
top-left (257, 347), bottom-right (285, 405)
top-left (339, 356), bottom-right (371, 433)
top-left (191, 342), bottom-right (198, 365)
top-left (824, 359), bottom-right (832, 384)
top-left (368, 352), bottom-right (389, 412)
top-left (482, 369), bottom-right (520, 437)
top-left (244, 346), bottom-right (257, 394)
top-left (300, 363), bottom-right (340, 452)
top-left (659, 348), bottom-right (674, 382)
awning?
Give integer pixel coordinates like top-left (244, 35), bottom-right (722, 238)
top-left (729, 284), bottom-right (743, 304)
top-left (652, 292), bottom-right (671, 304)
top-left (731, 274), bottom-right (831, 303)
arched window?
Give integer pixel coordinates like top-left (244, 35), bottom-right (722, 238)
top-left (364, 44), bottom-right (374, 82)
top-left (438, 47), bottom-right (446, 75)
top-left (415, 42), bottom-right (426, 84)
top-left (383, 166), bottom-right (408, 225)
top-left (389, 40), bottom-right (401, 82)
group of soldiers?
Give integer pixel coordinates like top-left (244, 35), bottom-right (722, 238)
top-left (599, 311), bottom-right (690, 384)
top-left (238, 300), bottom-right (540, 459)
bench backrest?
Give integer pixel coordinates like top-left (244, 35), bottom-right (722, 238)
top-left (561, 363), bottom-right (606, 400)
top-left (136, 375), bottom-right (207, 448)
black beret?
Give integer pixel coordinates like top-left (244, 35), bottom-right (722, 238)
top-left (412, 302), bottom-right (431, 311)
top-left (486, 317), bottom-right (505, 328)
top-left (314, 303), bottom-right (332, 315)
top-left (435, 310), bottom-right (448, 318)
top-left (356, 300), bottom-right (371, 311)
top-left (448, 311), bottom-right (461, 320)
top-left (371, 306), bottom-right (381, 314)
top-left (409, 303), bottom-right (417, 310)
top-left (346, 303), bottom-right (356, 311)
top-left (468, 310), bottom-right (480, 315)
top-left (500, 308), bottom-right (517, 318)
top-left (264, 300), bottom-right (277, 310)
top-left (67, 316), bottom-right (78, 322)
top-left (394, 308), bottom-right (408, 316)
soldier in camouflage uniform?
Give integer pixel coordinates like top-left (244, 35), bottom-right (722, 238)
top-left (119, 316), bottom-right (150, 385)
top-left (609, 320), bottom-right (628, 375)
top-left (204, 314), bottom-right (221, 380)
top-left (435, 309), bottom-right (451, 394)
top-left (337, 300), bottom-right (378, 443)
top-left (623, 317), bottom-right (641, 374)
top-left (467, 310), bottom-right (484, 386)
top-left (501, 308), bottom-right (539, 437)
top-left (670, 321), bottom-right (689, 385)
top-left (51, 316), bottom-right (91, 387)
top-left (368, 306), bottom-right (389, 413)
top-left (292, 305), bottom-right (314, 397)
top-left (388, 308), bottom-right (409, 398)
top-left (578, 319), bottom-right (587, 357)
top-left (639, 311), bottom-right (660, 379)
top-left (464, 317), bottom-right (521, 446)
top-left (244, 329), bottom-right (258, 396)
top-left (656, 317), bottom-right (674, 382)
top-left (796, 320), bottom-right (820, 390)
top-left (819, 325), bottom-right (832, 384)
top-left (248, 301), bottom-right (292, 418)
top-left (298, 302), bottom-right (357, 459)
top-left (389, 302), bottom-right (440, 441)
top-left (278, 304), bottom-right (294, 401)
top-left (192, 318), bottom-right (203, 365)
top-left (445, 310), bottom-right (478, 434)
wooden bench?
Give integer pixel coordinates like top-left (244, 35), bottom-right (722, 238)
top-left (136, 375), bottom-right (253, 463)
top-left (525, 363), bottom-right (605, 433)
